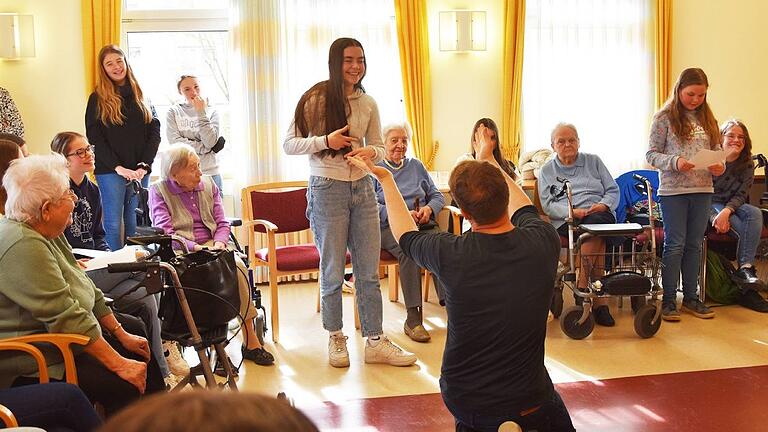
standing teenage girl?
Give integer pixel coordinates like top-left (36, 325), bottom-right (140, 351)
top-left (85, 44), bottom-right (160, 250)
top-left (646, 68), bottom-right (725, 321)
top-left (166, 75), bottom-right (223, 193)
top-left (284, 37), bottom-right (417, 368)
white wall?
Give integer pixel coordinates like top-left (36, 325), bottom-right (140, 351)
top-left (427, 0), bottom-right (504, 171)
top-left (0, 0), bottom-right (87, 154)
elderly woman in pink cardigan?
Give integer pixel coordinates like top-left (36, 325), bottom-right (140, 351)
top-left (149, 143), bottom-right (273, 366)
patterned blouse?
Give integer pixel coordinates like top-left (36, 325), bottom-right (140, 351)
top-left (0, 87), bottom-right (25, 138)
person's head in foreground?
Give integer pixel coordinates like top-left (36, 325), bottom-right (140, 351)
top-left (98, 391), bottom-right (320, 432)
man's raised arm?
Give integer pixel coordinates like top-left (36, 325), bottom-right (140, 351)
top-left (347, 156), bottom-right (417, 241)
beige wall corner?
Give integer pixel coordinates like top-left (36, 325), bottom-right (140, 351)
top-left (671, 0), bottom-right (768, 156)
top-left (0, 0), bottom-right (87, 154)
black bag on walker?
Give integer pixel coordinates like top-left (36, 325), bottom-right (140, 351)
top-left (159, 249), bottom-right (241, 334)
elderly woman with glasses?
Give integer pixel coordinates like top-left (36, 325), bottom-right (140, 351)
top-left (711, 119), bottom-right (768, 312)
top-left (148, 144), bottom-right (274, 366)
top-left (538, 123), bottom-right (620, 327)
top-left (373, 121), bottom-right (445, 342)
top-left (50, 131), bottom-right (190, 387)
top-left (0, 154), bottom-right (165, 416)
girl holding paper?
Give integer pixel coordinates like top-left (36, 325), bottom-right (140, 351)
top-left (646, 68), bottom-right (724, 322)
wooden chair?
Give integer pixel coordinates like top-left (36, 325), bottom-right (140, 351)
top-left (382, 206), bottom-right (463, 303)
top-left (0, 334), bottom-right (89, 427)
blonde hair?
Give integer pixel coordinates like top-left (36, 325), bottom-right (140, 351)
top-left (94, 45), bottom-right (152, 126)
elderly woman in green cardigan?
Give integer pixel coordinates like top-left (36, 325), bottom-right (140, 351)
top-left (0, 154), bottom-right (163, 416)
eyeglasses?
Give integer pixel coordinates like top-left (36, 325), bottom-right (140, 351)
top-left (724, 134), bottom-right (746, 142)
top-left (65, 145), bottom-right (95, 159)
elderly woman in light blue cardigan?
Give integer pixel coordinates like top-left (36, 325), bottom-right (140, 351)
top-left (374, 121), bottom-right (445, 342)
top-left (538, 123), bottom-right (619, 327)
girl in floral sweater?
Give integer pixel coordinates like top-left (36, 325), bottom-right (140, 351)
top-left (646, 68), bottom-right (724, 321)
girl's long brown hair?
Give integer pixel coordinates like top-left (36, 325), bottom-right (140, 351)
top-left (94, 45), bottom-right (152, 126)
top-left (293, 38), bottom-right (366, 158)
top-left (659, 68), bottom-right (720, 145)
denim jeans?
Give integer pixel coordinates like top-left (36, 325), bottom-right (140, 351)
top-left (307, 175), bottom-right (383, 337)
top-left (210, 174), bottom-right (224, 197)
top-left (381, 225), bottom-right (445, 307)
top-left (446, 389), bottom-right (575, 432)
top-left (711, 202), bottom-right (763, 267)
top-left (96, 173), bottom-right (149, 250)
top-left (659, 193), bottom-right (711, 305)
top-left (87, 268), bottom-right (169, 377)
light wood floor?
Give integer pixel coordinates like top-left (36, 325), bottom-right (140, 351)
top-left (199, 277), bottom-right (768, 412)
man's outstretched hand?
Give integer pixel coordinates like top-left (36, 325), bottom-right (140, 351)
top-left (346, 155), bottom-right (390, 179)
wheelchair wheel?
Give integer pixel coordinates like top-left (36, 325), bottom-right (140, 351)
top-left (560, 306), bottom-right (594, 340)
top-left (633, 303), bottom-right (661, 338)
top-left (550, 285), bottom-right (564, 319)
top-left (631, 296), bottom-right (647, 314)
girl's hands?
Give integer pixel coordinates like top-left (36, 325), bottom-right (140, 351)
top-left (708, 162), bottom-right (725, 176)
top-left (192, 96), bottom-right (207, 113)
top-left (676, 158), bottom-right (695, 172)
top-left (115, 166), bottom-right (146, 181)
top-left (346, 155), bottom-right (389, 179)
top-left (327, 125), bottom-right (358, 151)
top-left (347, 146), bottom-right (376, 159)
top-left (712, 208), bottom-right (732, 234)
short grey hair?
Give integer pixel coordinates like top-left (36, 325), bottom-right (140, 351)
top-left (550, 122), bottom-right (579, 144)
top-left (160, 143), bottom-right (197, 180)
top-left (382, 121), bottom-right (413, 142)
top-left (3, 154), bottom-right (70, 223)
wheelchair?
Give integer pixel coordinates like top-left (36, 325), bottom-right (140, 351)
top-left (551, 174), bottom-right (663, 339)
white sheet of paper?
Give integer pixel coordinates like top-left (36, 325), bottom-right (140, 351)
top-left (75, 246), bottom-right (139, 271)
top-left (688, 149), bottom-right (725, 170)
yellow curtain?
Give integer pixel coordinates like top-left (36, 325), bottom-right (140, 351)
top-left (394, 0), bottom-right (437, 169)
top-left (81, 0), bottom-right (122, 95)
top-left (653, 0), bottom-right (672, 109)
top-left (501, 0), bottom-right (526, 165)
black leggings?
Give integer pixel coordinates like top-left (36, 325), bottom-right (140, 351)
top-left (14, 312), bottom-right (165, 417)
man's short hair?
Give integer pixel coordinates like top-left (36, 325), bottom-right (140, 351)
top-left (449, 160), bottom-right (508, 225)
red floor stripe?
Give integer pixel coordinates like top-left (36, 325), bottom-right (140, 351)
top-left (300, 365), bottom-right (768, 431)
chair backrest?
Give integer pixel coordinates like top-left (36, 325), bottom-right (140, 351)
top-left (241, 181), bottom-right (310, 234)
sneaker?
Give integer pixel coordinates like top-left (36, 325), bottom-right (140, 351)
top-left (404, 322), bottom-right (431, 342)
top-left (242, 346), bottom-right (274, 366)
top-left (163, 341), bottom-right (190, 376)
top-left (661, 303), bottom-right (681, 322)
top-left (214, 356), bottom-right (239, 377)
top-left (364, 336), bottom-right (417, 366)
top-left (733, 267), bottom-right (766, 291)
top-left (593, 305), bottom-right (615, 327)
top-left (164, 373), bottom-right (183, 390)
top-left (681, 299), bottom-right (715, 319)
top-left (737, 289), bottom-right (768, 313)
top-left (328, 334), bottom-right (350, 368)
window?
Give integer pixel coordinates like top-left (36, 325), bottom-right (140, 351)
top-left (280, 0), bottom-right (406, 177)
top-left (122, 1), bottom-right (231, 183)
top-left (520, 0), bottom-right (654, 176)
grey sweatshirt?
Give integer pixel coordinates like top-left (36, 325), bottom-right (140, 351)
top-left (646, 111), bottom-right (721, 196)
top-left (283, 88), bottom-right (384, 181)
top-left (166, 103), bottom-right (220, 175)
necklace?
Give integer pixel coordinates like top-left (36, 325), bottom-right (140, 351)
top-left (383, 159), bottom-right (404, 170)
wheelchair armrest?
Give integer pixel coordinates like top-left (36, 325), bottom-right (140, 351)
top-left (135, 225), bottom-right (164, 236)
